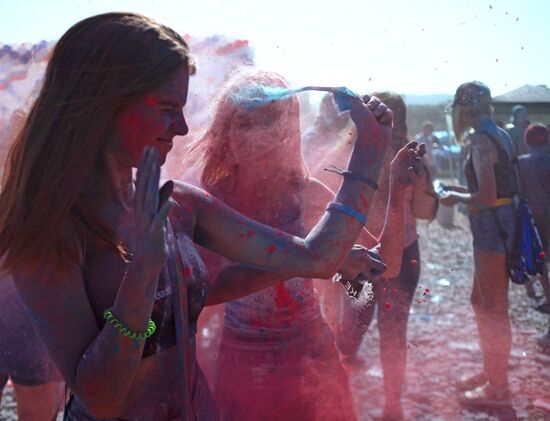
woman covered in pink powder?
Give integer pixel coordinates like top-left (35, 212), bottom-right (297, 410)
top-left (1, 13), bottom-right (400, 420)
top-left (192, 69), bottom-right (423, 420)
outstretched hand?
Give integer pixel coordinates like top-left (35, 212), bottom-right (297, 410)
top-left (133, 146), bottom-right (173, 271)
top-left (390, 141), bottom-right (427, 186)
top-left (337, 244), bottom-right (387, 282)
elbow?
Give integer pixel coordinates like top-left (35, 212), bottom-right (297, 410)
top-left (381, 260), bottom-right (401, 279)
top-left (73, 377), bottom-right (126, 419)
top-left (382, 267), bottom-right (401, 279)
top-left (76, 394), bottom-right (125, 419)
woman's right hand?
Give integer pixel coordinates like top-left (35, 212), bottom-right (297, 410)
top-left (133, 146), bottom-right (173, 271)
top-left (389, 141), bottom-right (425, 187)
top-left (350, 95), bottom-right (393, 151)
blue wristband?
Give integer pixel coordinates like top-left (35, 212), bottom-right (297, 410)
top-left (326, 202), bottom-right (367, 225)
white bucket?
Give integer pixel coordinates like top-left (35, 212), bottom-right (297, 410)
top-left (437, 203), bottom-right (455, 228)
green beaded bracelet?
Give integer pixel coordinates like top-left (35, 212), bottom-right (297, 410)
top-left (103, 308), bottom-right (156, 340)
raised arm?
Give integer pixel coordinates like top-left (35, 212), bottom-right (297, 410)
top-left (203, 141), bottom-right (422, 305)
top-left (184, 98), bottom-right (391, 280)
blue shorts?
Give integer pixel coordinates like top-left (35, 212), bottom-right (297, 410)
top-left (468, 203), bottom-right (516, 253)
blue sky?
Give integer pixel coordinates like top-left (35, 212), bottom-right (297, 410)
top-left (1, 0), bottom-right (548, 95)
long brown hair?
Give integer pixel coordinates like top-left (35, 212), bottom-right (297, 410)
top-left (0, 12), bottom-right (195, 273)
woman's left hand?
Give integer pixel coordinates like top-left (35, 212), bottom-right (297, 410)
top-left (439, 191), bottom-right (459, 207)
top-left (390, 141), bottom-right (426, 187)
top-left (337, 244), bottom-right (387, 281)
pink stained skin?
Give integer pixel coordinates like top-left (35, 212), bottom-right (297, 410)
top-left (108, 72), bottom-right (189, 168)
top-left (265, 245), bottom-right (277, 255)
top-left (12, 59), bottom-right (401, 420)
top-left (188, 70), bottom-right (418, 421)
top-left (190, 69), bottom-right (426, 419)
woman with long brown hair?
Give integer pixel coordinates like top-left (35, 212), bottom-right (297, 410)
top-left (0, 12), bottom-right (401, 420)
top-left (192, 70), bottom-right (421, 420)
top-left (440, 82), bottom-right (517, 408)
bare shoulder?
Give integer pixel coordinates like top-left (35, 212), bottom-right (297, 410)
top-left (472, 134), bottom-right (497, 162)
top-left (171, 180), bottom-right (207, 204)
top-left (168, 180), bottom-right (211, 235)
top-left (472, 134), bottom-right (497, 157)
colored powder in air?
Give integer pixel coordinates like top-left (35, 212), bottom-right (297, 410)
top-left (232, 85), bottom-right (361, 113)
top-left (275, 284), bottom-right (299, 316)
top-left (352, 280), bottom-right (374, 307)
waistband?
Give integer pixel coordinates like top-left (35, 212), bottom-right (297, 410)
top-left (469, 197), bottom-right (513, 214)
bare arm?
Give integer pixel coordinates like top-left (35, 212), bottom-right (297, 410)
top-left (444, 185), bottom-right (469, 193)
top-left (206, 263), bottom-right (288, 306)
top-left (204, 173), bottom-right (398, 306)
top-left (440, 135), bottom-right (498, 208)
top-left (306, 177), bottom-right (406, 279)
top-left (376, 177), bottom-right (406, 278)
top-left (203, 140), bottom-right (419, 302)
top-left (184, 98), bottom-right (392, 280)
top-left (411, 162), bottom-right (438, 220)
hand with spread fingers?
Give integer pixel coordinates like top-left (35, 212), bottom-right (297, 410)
top-left (390, 141), bottom-right (427, 187)
top-left (133, 146), bottom-right (174, 271)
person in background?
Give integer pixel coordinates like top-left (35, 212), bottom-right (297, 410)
top-left (192, 70), bottom-right (419, 421)
top-left (414, 120), bottom-right (440, 175)
top-left (506, 104), bottom-right (530, 156)
top-left (337, 92), bottom-right (438, 421)
top-left (440, 81), bottom-right (517, 408)
top-left (516, 123), bottom-right (550, 351)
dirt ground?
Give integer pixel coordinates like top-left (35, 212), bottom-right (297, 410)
top-left (1, 211), bottom-right (549, 420)
top-left (349, 210), bottom-right (550, 421)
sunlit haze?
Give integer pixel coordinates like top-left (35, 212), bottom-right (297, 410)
top-left (1, 0), bottom-right (549, 95)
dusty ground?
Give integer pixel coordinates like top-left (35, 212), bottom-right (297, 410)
top-left (1, 211), bottom-right (549, 420)
top-left (350, 210), bottom-right (550, 421)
